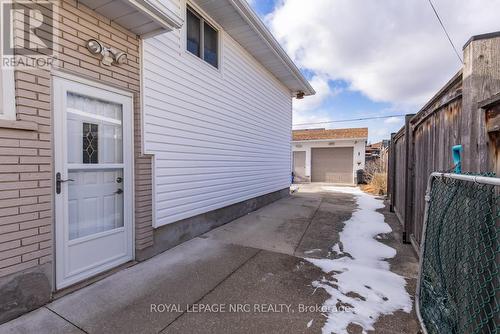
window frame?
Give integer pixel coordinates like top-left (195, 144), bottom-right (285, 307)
top-left (0, 68), bottom-right (16, 121)
top-left (185, 4), bottom-right (220, 70)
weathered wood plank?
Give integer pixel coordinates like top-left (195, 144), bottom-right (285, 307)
top-left (393, 129), bottom-right (406, 225)
top-left (388, 132), bottom-right (397, 212)
top-left (486, 104), bottom-right (500, 176)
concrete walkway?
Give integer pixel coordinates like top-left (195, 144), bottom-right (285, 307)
top-left (0, 184), bottom-right (420, 334)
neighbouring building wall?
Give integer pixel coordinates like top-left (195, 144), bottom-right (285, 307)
top-left (291, 139), bottom-right (367, 183)
top-left (142, 14), bottom-right (293, 228)
top-left (0, 0), bottom-right (147, 323)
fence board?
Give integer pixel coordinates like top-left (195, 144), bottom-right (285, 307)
top-left (393, 129), bottom-right (406, 225)
top-left (412, 99), bottom-right (462, 245)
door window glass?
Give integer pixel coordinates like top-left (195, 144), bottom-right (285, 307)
top-left (67, 92), bottom-right (123, 164)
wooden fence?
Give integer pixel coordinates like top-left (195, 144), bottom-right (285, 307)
top-left (387, 32), bottom-right (500, 252)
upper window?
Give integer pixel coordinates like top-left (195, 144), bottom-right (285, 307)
top-left (0, 69), bottom-right (16, 121)
top-left (186, 6), bottom-right (219, 68)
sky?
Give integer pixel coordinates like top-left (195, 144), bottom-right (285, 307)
top-left (247, 0), bottom-right (500, 142)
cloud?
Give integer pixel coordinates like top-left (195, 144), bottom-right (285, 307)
top-left (268, 0), bottom-right (500, 107)
top-left (292, 76), bottom-right (338, 129)
top-left (384, 116), bottom-right (404, 125)
top-left (292, 111), bottom-right (331, 129)
top-left (293, 75), bottom-right (337, 113)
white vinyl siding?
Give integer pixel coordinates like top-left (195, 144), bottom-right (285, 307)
top-left (159, 0), bottom-right (181, 16)
top-left (0, 68), bottom-right (16, 120)
top-left (143, 18), bottom-right (292, 227)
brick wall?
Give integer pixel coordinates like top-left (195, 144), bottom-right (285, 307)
top-left (0, 0), bottom-right (154, 280)
top-left (0, 63), bottom-right (52, 277)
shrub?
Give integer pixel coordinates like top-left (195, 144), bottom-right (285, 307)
top-left (362, 159), bottom-right (387, 195)
top-left (362, 172), bottom-right (387, 195)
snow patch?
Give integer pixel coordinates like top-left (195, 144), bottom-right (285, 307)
top-left (331, 243), bottom-right (343, 255)
top-left (306, 186), bottom-right (412, 334)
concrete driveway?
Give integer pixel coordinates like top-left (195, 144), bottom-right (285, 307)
top-left (0, 184), bottom-right (420, 334)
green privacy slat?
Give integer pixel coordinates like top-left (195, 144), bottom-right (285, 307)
top-left (418, 173), bottom-right (499, 334)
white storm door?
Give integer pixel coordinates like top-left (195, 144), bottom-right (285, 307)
top-left (53, 74), bottom-right (134, 289)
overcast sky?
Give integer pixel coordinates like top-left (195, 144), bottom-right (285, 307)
top-left (247, 0), bottom-right (500, 142)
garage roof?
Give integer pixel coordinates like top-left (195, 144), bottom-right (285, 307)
top-left (292, 128), bottom-right (368, 141)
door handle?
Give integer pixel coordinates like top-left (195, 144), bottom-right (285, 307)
top-left (56, 172), bottom-right (74, 194)
top-left (115, 189), bottom-right (123, 195)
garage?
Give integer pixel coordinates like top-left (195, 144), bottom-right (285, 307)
top-left (292, 128), bottom-right (367, 185)
top-left (311, 147), bottom-right (354, 183)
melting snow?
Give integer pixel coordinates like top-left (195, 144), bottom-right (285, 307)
top-left (304, 249), bottom-right (322, 254)
top-left (330, 243), bottom-right (343, 255)
top-left (305, 186), bottom-right (412, 334)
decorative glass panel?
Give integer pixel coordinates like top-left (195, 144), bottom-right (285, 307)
top-left (83, 123), bottom-right (98, 164)
top-left (187, 8), bottom-right (201, 57)
top-left (204, 22), bottom-right (218, 68)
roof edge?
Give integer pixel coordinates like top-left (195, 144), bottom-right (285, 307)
top-left (229, 0), bottom-right (315, 96)
top-left (128, 0), bottom-right (183, 32)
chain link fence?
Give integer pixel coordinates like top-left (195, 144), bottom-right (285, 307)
top-left (416, 173), bottom-right (499, 334)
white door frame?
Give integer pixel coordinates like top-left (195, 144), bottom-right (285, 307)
top-left (53, 71), bottom-right (134, 289)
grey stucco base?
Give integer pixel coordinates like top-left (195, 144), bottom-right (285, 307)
top-left (0, 263), bottom-right (52, 324)
top-left (136, 188), bottom-right (290, 261)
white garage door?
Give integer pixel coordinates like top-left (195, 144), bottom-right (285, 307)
top-left (311, 147), bottom-right (354, 184)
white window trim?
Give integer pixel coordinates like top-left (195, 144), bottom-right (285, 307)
top-left (184, 2), bottom-right (222, 72)
top-left (0, 68), bottom-right (16, 120)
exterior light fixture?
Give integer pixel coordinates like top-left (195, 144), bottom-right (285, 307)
top-left (86, 39), bottom-right (102, 54)
top-left (296, 91), bottom-right (305, 99)
top-left (86, 39), bottom-right (128, 66)
top-left (113, 51), bottom-right (128, 65)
